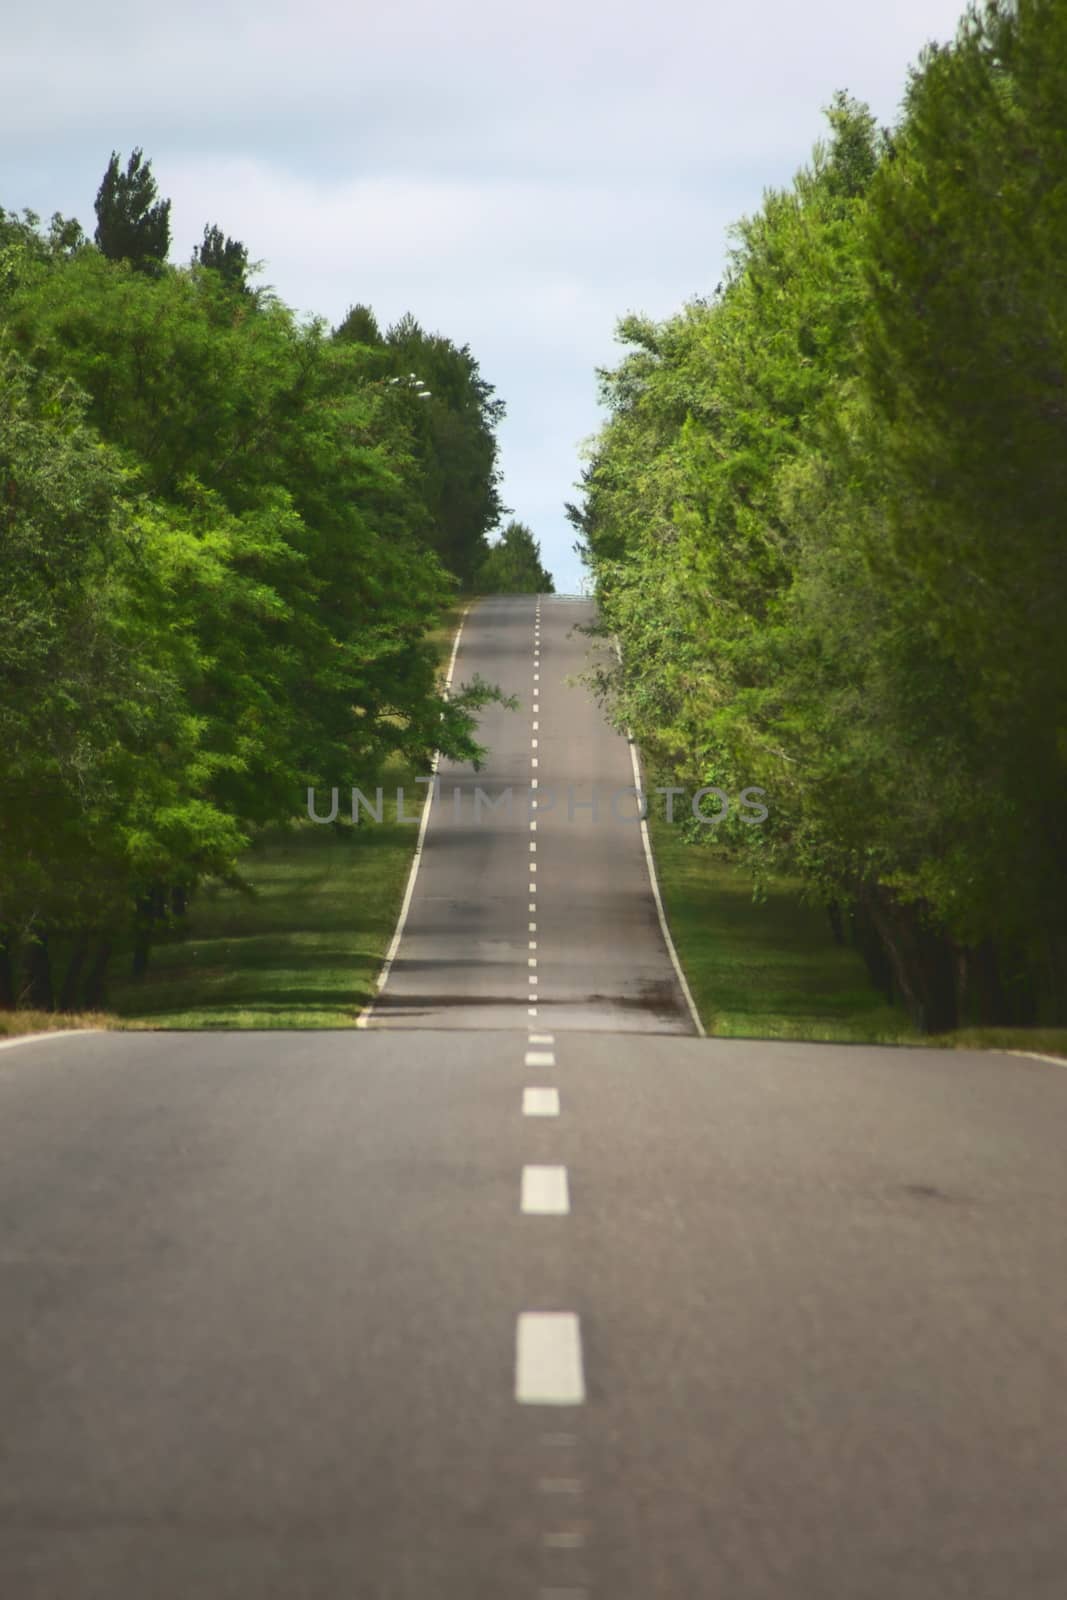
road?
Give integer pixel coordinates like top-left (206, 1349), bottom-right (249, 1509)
top-left (362, 594), bottom-right (694, 1032)
top-left (2, 595), bottom-right (1066, 1599)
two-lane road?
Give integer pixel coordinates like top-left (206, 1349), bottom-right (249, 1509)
top-left (364, 594), bottom-right (695, 1032)
top-left (2, 595), bottom-right (1066, 1599)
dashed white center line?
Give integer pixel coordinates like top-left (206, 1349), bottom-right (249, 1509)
top-left (531, 777), bottom-right (539, 789)
top-left (528, 957), bottom-right (538, 968)
top-left (534, 672), bottom-right (540, 681)
top-left (524, 1164), bottom-right (572, 1209)
top-left (529, 921), bottom-right (537, 933)
top-left (518, 1312), bottom-right (585, 1401)
top-left (523, 1088), bottom-right (560, 1117)
top-left (530, 841), bottom-right (537, 853)
top-left (517, 1314), bottom-right (585, 1404)
top-left (525, 1049), bottom-right (556, 1067)
top-left (529, 900), bottom-right (537, 911)
top-left (529, 1034), bottom-right (555, 1045)
top-left (532, 757), bottom-right (539, 768)
top-left (529, 974), bottom-right (538, 985)
top-left (533, 719), bottom-right (540, 731)
top-left (532, 738), bottom-right (539, 749)
top-left (530, 820), bottom-right (538, 832)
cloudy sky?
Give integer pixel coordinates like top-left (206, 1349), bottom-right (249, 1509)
top-left (5, 0), bottom-right (969, 592)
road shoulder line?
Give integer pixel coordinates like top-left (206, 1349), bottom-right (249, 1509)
top-left (357, 604), bottom-right (471, 1028)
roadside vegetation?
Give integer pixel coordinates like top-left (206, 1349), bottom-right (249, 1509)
top-left (575, 0), bottom-right (1067, 1041)
top-left (0, 153), bottom-right (511, 1025)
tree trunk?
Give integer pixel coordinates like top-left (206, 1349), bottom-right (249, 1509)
top-left (967, 939), bottom-right (1008, 1025)
top-left (0, 931), bottom-right (14, 1009)
top-left (132, 884), bottom-right (167, 979)
top-left (826, 901), bottom-right (845, 946)
top-left (58, 931), bottom-right (91, 1013)
top-left (848, 896), bottom-right (895, 1003)
top-left (865, 889), bottom-right (957, 1034)
top-left (83, 936), bottom-right (113, 1010)
top-left (25, 935), bottom-right (54, 1012)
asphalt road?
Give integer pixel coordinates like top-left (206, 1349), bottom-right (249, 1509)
top-left (363, 594), bottom-right (695, 1032)
top-left (2, 597), bottom-right (1066, 1599)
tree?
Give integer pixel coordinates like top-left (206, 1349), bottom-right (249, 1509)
top-left (192, 223), bottom-right (252, 296)
top-left (93, 148), bottom-right (170, 274)
top-left (476, 520), bottom-right (554, 593)
top-left (333, 303), bottom-right (383, 346)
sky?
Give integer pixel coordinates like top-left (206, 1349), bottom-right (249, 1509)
top-left (4, 0), bottom-right (971, 594)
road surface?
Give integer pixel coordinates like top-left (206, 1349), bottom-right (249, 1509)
top-left (2, 595), bottom-right (1066, 1599)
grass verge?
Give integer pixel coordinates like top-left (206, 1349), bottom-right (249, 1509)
top-left (1, 604), bottom-right (470, 1037)
top-left (649, 816), bottom-right (1067, 1056)
top-left (107, 766), bottom-right (420, 1029)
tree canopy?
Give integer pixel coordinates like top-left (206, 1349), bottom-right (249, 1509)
top-left (572, 1), bottom-right (1067, 1031)
top-left (476, 519), bottom-right (555, 593)
top-left (1, 153), bottom-right (514, 1008)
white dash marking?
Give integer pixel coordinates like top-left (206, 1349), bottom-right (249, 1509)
top-left (532, 757), bottom-right (539, 768)
top-left (529, 974), bottom-right (539, 985)
top-left (528, 1006), bottom-right (538, 1016)
top-left (529, 897), bottom-right (537, 908)
top-left (528, 957), bottom-right (537, 968)
top-left (528, 1034), bottom-right (555, 1045)
top-left (531, 777), bottom-right (539, 789)
top-left (525, 1050), bottom-right (556, 1067)
top-left (530, 841), bottom-right (537, 852)
top-left (516, 1313), bottom-right (585, 1404)
top-left (523, 1088), bottom-right (560, 1117)
top-left (530, 820), bottom-right (538, 831)
top-left (532, 738), bottom-right (539, 749)
top-left (533, 720), bottom-right (540, 731)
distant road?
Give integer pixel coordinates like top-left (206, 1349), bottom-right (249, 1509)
top-left (2, 596), bottom-right (1066, 1598)
top-left (363, 594), bottom-right (695, 1032)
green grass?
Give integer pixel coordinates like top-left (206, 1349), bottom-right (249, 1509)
top-left (649, 817), bottom-right (919, 1045)
top-left (107, 774), bottom-right (420, 1029)
top-left (0, 606), bottom-right (470, 1038)
top-left (650, 815), bottom-right (1067, 1056)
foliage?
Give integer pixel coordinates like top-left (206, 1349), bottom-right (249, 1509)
top-left (573, 5), bottom-right (1067, 1031)
top-left (476, 519), bottom-right (555, 593)
top-left (93, 148), bottom-right (171, 275)
top-left (0, 159), bottom-right (512, 1009)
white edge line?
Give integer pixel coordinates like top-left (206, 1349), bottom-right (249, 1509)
top-left (0, 1028), bottom-right (105, 1052)
top-left (1006, 1050), bottom-right (1067, 1067)
top-left (615, 636), bottom-right (705, 1038)
top-left (357, 605), bottom-right (471, 1027)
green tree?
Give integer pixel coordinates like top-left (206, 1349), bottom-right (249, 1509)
top-left (192, 222), bottom-right (253, 296)
top-left (476, 520), bottom-right (554, 593)
top-left (93, 148), bottom-right (170, 274)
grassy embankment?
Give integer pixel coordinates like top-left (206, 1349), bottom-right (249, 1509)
top-left (2, 605), bottom-right (468, 1036)
top-left (649, 813), bottom-right (1067, 1057)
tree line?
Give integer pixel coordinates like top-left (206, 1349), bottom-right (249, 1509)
top-left (569, 0), bottom-right (1066, 1033)
top-left (0, 149), bottom-right (519, 1009)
